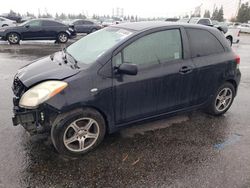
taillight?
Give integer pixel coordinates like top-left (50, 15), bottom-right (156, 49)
top-left (235, 55), bottom-right (240, 69)
top-left (236, 55), bottom-right (240, 64)
top-left (238, 31), bottom-right (240, 37)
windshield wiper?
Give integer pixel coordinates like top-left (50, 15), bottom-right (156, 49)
top-left (61, 48), bottom-right (80, 69)
top-left (62, 48), bottom-right (68, 64)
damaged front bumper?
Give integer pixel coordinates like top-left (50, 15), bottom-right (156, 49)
top-left (12, 97), bottom-right (57, 135)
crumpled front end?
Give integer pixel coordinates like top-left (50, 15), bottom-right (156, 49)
top-left (12, 76), bottom-right (57, 135)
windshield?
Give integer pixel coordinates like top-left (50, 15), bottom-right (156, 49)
top-left (67, 27), bottom-right (133, 65)
top-left (19, 20), bottom-right (31, 26)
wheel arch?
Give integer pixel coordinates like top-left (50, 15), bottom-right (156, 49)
top-left (53, 105), bottom-right (111, 134)
top-left (225, 79), bottom-right (237, 93)
top-left (82, 105), bottom-right (110, 133)
top-left (226, 35), bottom-right (233, 41)
top-left (58, 31), bottom-right (69, 36)
top-left (6, 31), bottom-right (22, 39)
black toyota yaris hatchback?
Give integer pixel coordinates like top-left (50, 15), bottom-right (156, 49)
top-left (12, 22), bottom-right (241, 156)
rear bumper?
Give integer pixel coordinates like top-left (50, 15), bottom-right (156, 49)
top-left (235, 69), bottom-right (241, 95)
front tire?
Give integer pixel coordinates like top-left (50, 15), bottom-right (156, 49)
top-left (57, 32), bottom-right (69, 43)
top-left (206, 82), bottom-right (235, 116)
top-left (51, 108), bottom-right (106, 156)
top-left (7, 32), bottom-right (20, 44)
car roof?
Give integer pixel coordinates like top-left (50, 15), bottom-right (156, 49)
top-left (111, 21), bottom-right (213, 32)
top-left (0, 16), bottom-right (8, 20)
top-left (29, 18), bottom-right (65, 24)
top-left (31, 18), bottom-right (61, 22)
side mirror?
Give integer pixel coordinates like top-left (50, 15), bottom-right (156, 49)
top-left (116, 63), bottom-right (138, 76)
top-left (25, 25), bottom-right (30, 28)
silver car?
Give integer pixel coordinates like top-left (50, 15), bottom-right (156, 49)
top-left (0, 17), bottom-right (16, 27)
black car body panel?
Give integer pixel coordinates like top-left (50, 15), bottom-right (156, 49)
top-left (12, 22), bottom-right (241, 135)
top-left (0, 19), bottom-right (76, 41)
top-left (16, 53), bottom-right (80, 87)
top-left (69, 19), bottom-right (102, 34)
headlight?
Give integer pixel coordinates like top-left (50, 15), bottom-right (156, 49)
top-left (19, 81), bottom-right (68, 109)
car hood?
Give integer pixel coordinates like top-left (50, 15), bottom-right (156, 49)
top-left (16, 53), bottom-right (80, 88)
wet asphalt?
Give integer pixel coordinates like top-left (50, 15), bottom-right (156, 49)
top-left (0, 35), bottom-right (250, 188)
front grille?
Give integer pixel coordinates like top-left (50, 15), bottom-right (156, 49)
top-left (12, 76), bottom-right (26, 97)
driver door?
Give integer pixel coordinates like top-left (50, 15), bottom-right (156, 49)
top-left (113, 28), bottom-right (194, 125)
top-left (21, 20), bottom-right (43, 39)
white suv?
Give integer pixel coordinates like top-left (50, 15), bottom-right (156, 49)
top-left (188, 17), bottom-right (240, 46)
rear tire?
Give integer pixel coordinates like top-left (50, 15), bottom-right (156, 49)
top-left (57, 32), bottom-right (69, 43)
top-left (51, 108), bottom-right (106, 156)
top-left (7, 32), bottom-right (20, 44)
top-left (90, 28), bottom-right (97, 33)
top-left (206, 82), bottom-right (235, 116)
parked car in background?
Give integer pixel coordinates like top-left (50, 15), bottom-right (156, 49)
top-left (225, 27), bottom-right (240, 45)
top-left (238, 24), bottom-right (250, 33)
top-left (12, 22), bottom-right (241, 156)
top-left (189, 17), bottom-right (212, 26)
top-left (212, 20), bottom-right (240, 45)
top-left (0, 14), bottom-right (22, 23)
top-left (101, 19), bottom-right (116, 27)
top-left (0, 16), bottom-right (16, 27)
top-left (178, 18), bottom-right (190, 23)
top-left (0, 19), bottom-right (76, 44)
top-left (68, 19), bottom-right (102, 34)
top-left (188, 17), bottom-right (239, 46)
top-left (165, 18), bottom-right (179, 22)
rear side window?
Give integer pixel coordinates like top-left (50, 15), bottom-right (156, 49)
top-left (74, 20), bottom-right (83, 25)
top-left (84, 21), bottom-right (94, 25)
top-left (122, 29), bottom-right (182, 66)
top-left (43, 20), bottom-right (64, 27)
top-left (186, 28), bottom-right (224, 58)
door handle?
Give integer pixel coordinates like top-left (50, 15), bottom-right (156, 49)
top-left (179, 66), bottom-right (193, 74)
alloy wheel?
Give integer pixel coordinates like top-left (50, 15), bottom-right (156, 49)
top-left (215, 87), bottom-right (233, 112)
top-left (58, 33), bottom-right (68, 43)
top-left (8, 34), bottom-right (19, 44)
top-left (63, 117), bottom-right (100, 152)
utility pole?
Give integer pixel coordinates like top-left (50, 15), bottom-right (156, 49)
top-left (236, 0), bottom-right (242, 17)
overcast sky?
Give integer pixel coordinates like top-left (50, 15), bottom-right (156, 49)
top-left (0, 0), bottom-right (246, 19)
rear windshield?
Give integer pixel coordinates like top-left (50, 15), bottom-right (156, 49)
top-left (67, 27), bottom-right (133, 65)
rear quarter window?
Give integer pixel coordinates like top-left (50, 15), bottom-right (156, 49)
top-left (42, 20), bottom-right (64, 27)
top-left (186, 28), bottom-right (225, 58)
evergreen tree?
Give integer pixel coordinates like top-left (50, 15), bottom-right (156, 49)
top-left (212, 7), bottom-right (218, 20)
top-left (217, 6), bottom-right (224, 21)
top-left (59, 13), bottom-right (67, 20)
top-left (203, 10), bottom-right (211, 18)
top-left (237, 2), bottom-right (250, 23)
